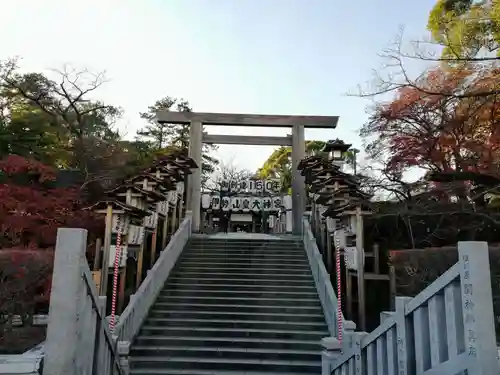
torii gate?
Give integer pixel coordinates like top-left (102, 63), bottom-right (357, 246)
top-left (155, 111), bottom-right (338, 234)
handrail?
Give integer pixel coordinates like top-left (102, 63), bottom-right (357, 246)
top-left (302, 215), bottom-right (347, 337)
top-left (82, 268), bottom-right (124, 375)
top-left (115, 212), bottom-right (192, 343)
top-left (327, 241), bottom-right (498, 375)
top-left (43, 227), bottom-right (127, 375)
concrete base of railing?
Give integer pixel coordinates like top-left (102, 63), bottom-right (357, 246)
top-left (322, 337), bottom-right (342, 375)
top-left (117, 341), bottom-right (130, 375)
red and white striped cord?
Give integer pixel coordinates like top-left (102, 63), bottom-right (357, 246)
top-left (109, 218), bottom-right (123, 333)
top-left (335, 235), bottom-right (343, 345)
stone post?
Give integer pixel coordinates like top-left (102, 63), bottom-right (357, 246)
top-left (188, 121), bottom-right (203, 232)
top-left (291, 124), bottom-right (305, 234)
top-left (44, 228), bottom-right (88, 375)
top-left (458, 241), bottom-right (498, 374)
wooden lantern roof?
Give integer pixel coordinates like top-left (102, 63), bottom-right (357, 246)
top-left (334, 186), bottom-right (372, 201)
top-left (321, 138), bottom-right (352, 153)
top-left (106, 184), bottom-right (165, 203)
top-left (174, 155), bottom-right (198, 169)
top-left (311, 167), bottom-right (351, 181)
top-left (301, 161), bottom-right (337, 177)
top-left (141, 164), bottom-right (185, 185)
top-left (155, 158), bottom-right (184, 170)
top-left (150, 160), bottom-right (185, 182)
top-left (126, 173), bottom-right (175, 190)
top-left (85, 199), bottom-right (150, 218)
top-left (309, 176), bottom-right (359, 191)
top-left (315, 193), bottom-right (343, 205)
top-left (297, 155), bottom-right (325, 170)
top-left (322, 200), bottom-right (373, 218)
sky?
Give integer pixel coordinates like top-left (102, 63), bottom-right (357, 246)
top-left (1, 0), bottom-right (437, 173)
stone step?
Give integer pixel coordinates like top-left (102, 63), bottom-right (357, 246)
top-left (160, 288), bottom-right (318, 300)
top-left (186, 245), bottom-right (304, 251)
top-left (130, 345), bottom-right (320, 362)
top-left (133, 336), bottom-right (322, 352)
top-left (179, 260), bottom-right (309, 268)
top-left (154, 295), bottom-right (321, 308)
top-left (129, 355), bottom-right (321, 374)
top-left (143, 317), bottom-right (327, 331)
top-left (147, 309), bottom-right (326, 323)
top-left (139, 326), bottom-right (328, 341)
top-left (130, 370), bottom-right (316, 375)
top-left (163, 282), bottom-right (316, 292)
top-left (165, 276), bottom-right (315, 287)
top-left (152, 302), bottom-right (323, 314)
top-left (129, 238), bottom-right (325, 375)
top-left (189, 238), bottom-right (301, 244)
top-left (180, 254), bottom-right (308, 262)
top-left (177, 263), bottom-right (310, 273)
top-left (173, 267), bottom-right (312, 276)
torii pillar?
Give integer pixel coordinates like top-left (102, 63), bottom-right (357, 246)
top-left (188, 121), bottom-right (203, 232)
top-left (291, 125), bottom-right (306, 234)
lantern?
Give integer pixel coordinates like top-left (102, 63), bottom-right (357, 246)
top-left (231, 196), bottom-right (241, 211)
top-left (251, 197), bottom-right (262, 213)
top-left (262, 197), bottom-right (272, 212)
top-left (211, 195), bottom-right (221, 210)
top-left (221, 196), bottom-right (231, 211)
top-left (272, 196), bottom-right (282, 212)
top-left (201, 194), bottom-right (211, 209)
top-left (242, 196), bottom-right (251, 212)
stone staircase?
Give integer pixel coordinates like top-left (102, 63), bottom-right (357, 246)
top-left (129, 236), bottom-right (328, 374)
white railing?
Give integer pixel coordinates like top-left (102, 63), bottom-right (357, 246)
top-left (327, 241), bottom-right (498, 375)
top-left (302, 215), bottom-right (351, 338)
top-left (41, 212), bottom-right (193, 375)
top-left (43, 228), bottom-right (125, 375)
top-left (115, 212), bottom-right (192, 344)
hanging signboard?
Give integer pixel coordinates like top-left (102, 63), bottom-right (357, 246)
top-left (344, 246), bottom-right (358, 270)
top-left (218, 179), bottom-right (281, 193)
top-left (201, 194), bottom-right (284, 212)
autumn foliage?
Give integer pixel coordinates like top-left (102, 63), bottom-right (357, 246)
top-left (0, 155), bottom-right (101, 249)
top-left (362, 66), bottom-right (500, 178)
top-left (0, 155), bottom-right (102, 324)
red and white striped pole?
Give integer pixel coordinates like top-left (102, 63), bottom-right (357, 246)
top-left (334, 235), bottom-right (342, 345)
top-left (109, 216), bottom-right (123, 333)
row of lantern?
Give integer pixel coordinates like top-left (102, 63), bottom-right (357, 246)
top-left (298, 139), bottom-right (373, 272)
top-left (219, 179), bottom-right (281, 193)
top-left (201, 194), bottom-right (293, 212)
top-left (88, 154), bottom-right (197, 282)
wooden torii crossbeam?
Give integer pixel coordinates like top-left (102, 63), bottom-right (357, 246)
top-left (156, 111), bottom-right (339, 128)
top-left (157, 111), bottom-right (340, 234)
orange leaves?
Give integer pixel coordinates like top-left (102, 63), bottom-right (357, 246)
top-left (362, 65), bottom-right (500, 176)
top-left (0, 155), bottom-right (56, 182)
top-left (0, 156), bottom-right (102, 249)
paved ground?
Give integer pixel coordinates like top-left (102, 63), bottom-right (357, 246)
top-left (193, 232), bottom-right (298, 240)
